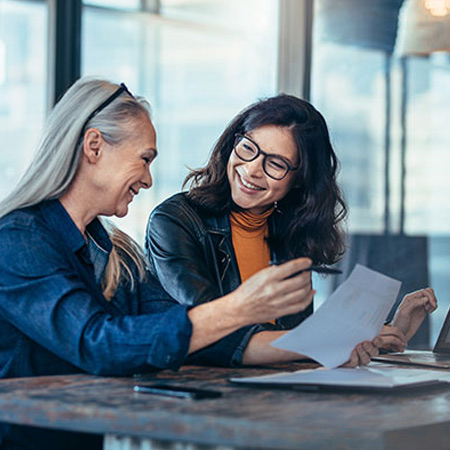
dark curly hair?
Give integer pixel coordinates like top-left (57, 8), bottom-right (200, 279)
top-left (184, 94), bottom-right (347, 264)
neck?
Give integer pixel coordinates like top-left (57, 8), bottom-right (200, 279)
top-left (59, 185), bottom-right (98, 235)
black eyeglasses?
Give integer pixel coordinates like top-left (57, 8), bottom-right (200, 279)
top-left (233, 133), bottom-right (298, 180)
top-left (80, 82), bottom-right (134, 137)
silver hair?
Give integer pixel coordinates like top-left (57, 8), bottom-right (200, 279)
top-left (0, 77), bottom-right (151, 218)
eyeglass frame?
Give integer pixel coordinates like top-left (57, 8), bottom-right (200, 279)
top-left (79, 82), bottom-right (134, 141)
top-left (233, 133), bottom-right (299, 180)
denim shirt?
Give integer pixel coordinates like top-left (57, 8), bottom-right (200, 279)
top-left (0, 200), bottom-right (194, 379)
top-left (0, 200), bottom-right (196, 449)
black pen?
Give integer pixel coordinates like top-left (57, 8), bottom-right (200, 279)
top-left (270, 260), bottom-right (342, 275)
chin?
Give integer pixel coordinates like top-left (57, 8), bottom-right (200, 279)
top-left (114, 207), bottom-right (129, 218)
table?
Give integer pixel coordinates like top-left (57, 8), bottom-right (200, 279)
top-left (0, 364), bottom-right (449, 449)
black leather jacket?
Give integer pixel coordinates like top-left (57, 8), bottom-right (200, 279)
top-left (146, 192), bottom-right (313, 365)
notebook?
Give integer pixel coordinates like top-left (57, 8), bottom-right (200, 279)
top-left (229, 366), bottom-right (445, 392)
top-left (373, 307), bottom-right (450, 369)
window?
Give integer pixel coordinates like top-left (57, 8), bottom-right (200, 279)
top-left (311, 0), bottom-right (450, 346)
top-left (0, 0), bottom-right (47, 200)
top-left (82, 0), bottom-right (279, 241)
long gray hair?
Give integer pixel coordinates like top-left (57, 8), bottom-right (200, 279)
top-left (0, 77), bottom-right (152, 298)
top-left (0, 77), bottom-right (150, 217)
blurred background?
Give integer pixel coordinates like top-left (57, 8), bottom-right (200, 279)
top-left (0, 0), bottom-right (449, 348)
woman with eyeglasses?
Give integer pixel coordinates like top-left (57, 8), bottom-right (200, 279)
top-left (0, 79), bottom-right (326, 450)
top-left (146, 94), bottom-right (437, 366)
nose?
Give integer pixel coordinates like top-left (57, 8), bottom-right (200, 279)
top-left (244, 155), bottom-right (264, 178)
top-left (142, 167), bottom-right (153, 189)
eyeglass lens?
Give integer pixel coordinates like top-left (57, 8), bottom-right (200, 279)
top-left (234, 136), bottom-right (290, 180)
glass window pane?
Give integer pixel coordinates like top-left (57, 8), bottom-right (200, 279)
top-left (0, 0), bottom-right (47, 200)
top-left (82, 0), bottom-right (278, 241)
top-left (83, 0), bottom-right (140, 11)
top-left (311, 0), bottom-right (450, 347)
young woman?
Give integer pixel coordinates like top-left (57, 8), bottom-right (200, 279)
top-left (0, 79), bottom-right (319, 449)
top-left (146, 94), bottom-right (437, 365)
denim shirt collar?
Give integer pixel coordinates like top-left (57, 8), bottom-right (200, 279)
top-left (39, 200), bottom-right (112, 255)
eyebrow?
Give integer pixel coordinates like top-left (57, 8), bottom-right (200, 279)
top-left (245, 134), bottom-right (297, 167)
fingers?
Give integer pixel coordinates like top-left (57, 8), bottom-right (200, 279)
top-left (274, 288), bottom-right (316, 317)
top-left (236, 259), bottom-right (315, 324)
top-left (273, 258), bottom-right (313, 280)
top-left (258, 258), bottom-right (313, 304)
top-left (344, 349), bottom-right (359, 368)
top-left (400, 287), bottom-right (438, 313)
top-left (342, 340), bottom-right (380, 368)
top-left (421, 288), bottom-right (438, 313)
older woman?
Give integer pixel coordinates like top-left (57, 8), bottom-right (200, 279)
top-left (146, 94), bottom-right (437, 365)
top-left (0, 79), bottom-right (318, 449)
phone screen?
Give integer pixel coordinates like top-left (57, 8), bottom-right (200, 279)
top-left (133, 384), bottom-right (223, 399)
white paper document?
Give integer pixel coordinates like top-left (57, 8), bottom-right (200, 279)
top-left (271, 264), bottom-right (401, 368)
top-left (230, 366), bottom-right (445, 390)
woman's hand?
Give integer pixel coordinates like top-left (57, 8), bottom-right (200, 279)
top-left (231, 258), bottom-right (315, 326)
top-left (377, 325), bottom-right (408, 352)
top-left (187, 258), bottom-right (314, 354)
top-left (391, 288), bottom-right (437, 341)
top-left (341, 338), bottom-right (381, 367)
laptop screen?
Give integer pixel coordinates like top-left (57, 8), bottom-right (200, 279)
top-left (434, 307), bottom-right (450, 353)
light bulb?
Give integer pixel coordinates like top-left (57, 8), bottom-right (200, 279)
top-left (424, 0), bottom-right (450, 17)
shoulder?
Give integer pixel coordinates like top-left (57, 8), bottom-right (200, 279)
top-left (151, 192), bottom-right (194, 215)
top-left (0, 205), bottom-right (68, 277)
top-left (0, 204), bottom-right (50, 244)
top-left (149, 192), bottom-right (204, 228)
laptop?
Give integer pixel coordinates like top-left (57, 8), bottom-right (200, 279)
top-left (373, 307), bottom-right (450, 369)
top-left (229, 366), bottom-right (445, 392)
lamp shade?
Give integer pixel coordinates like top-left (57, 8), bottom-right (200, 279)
top-left (396, 0), bottom-right (450, 56)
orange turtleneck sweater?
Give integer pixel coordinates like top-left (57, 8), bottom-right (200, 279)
top-left (229, 208), bottom-right (274, 283)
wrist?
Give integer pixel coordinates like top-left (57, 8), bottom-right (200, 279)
top-left (219, 291), bottom-right (251, 329)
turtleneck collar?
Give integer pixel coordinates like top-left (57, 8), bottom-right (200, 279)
top-left (230, 207), bottom-right (274, 233)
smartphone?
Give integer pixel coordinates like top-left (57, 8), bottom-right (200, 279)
top-left (133, 384), bottom-right (223, 400)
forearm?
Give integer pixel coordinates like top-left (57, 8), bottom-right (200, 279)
top-left (242, 331), bottom-right (307, 365)
top-left (187, 293), bottom-right (248, 354)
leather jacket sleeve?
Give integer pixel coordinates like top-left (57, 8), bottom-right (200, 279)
top-left (146, 195), bottom-right (224, 306)
top-left (145, 194), bottom-right (262, 367)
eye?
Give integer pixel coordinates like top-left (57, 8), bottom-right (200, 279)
top-left (267, 159), bottom-right (287, 171)
top-left (142, 153), bottom-right (155, 165)
top-left (242, 143), bottom-right (257, 154)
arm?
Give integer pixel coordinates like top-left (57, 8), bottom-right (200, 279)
top-left (145, 197), bottom-right (225, 306)
top-left (0, 224), bottom-right (191, 375)
top-left (376, 288), bottom-right (437, 352)
top-left (242, 331), bottom-right (380, 367)
top-left (392, 288), bottom-right (437, 341)
top-left (187, 259), bottom-right (315, 353)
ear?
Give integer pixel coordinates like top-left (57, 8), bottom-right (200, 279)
top-left (83, 128), bottom-right (104, 164)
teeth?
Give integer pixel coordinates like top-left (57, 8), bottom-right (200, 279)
top-left (239, 174), bottom-right (263, 190)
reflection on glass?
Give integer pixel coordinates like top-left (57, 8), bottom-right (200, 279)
top-left (0, 1), bottom-right (47, 201)
top-left (82, 0), bottom-right (278, 241)
top-left (311, 0), bottom-right (450, 347)
top-left (83, 0), bottom-right (140, 11)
